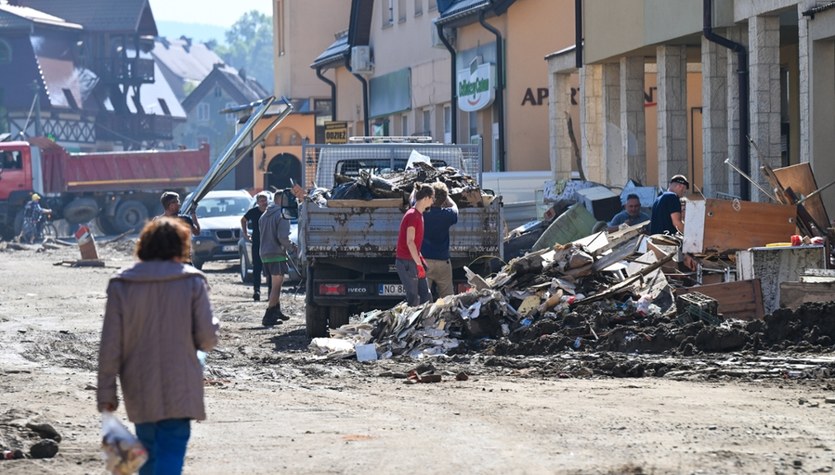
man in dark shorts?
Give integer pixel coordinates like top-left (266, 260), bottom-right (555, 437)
top-left (259, 190), bottom-right (296, 327)
top-left (241, 191), bottom-right (271, 301)
top-left (649, 175), bottom-right (689, 235)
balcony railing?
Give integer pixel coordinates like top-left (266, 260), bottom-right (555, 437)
top-left (97, 113), bottom-right (175, 142)
top-left (94, 57), bottom-right (155, 85)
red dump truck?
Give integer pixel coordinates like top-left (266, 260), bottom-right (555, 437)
top-left (0, 137), bottom-right (210, 238)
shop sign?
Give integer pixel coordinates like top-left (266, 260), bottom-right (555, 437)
top-left (325, 121), bottom-right (348, 144)
top-left (457, 63), bottom-right (496, 112)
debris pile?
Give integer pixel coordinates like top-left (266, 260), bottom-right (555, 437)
top-left (311, 161), bottom-right (492, 208)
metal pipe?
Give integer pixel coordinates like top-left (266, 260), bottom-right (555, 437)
top-left (182, 96), bottom-right (293, 214)
top-left (704, 0), bottom-right (750, 200)
top-left (575, 0), bottom-right (583, 68)
top-left (479, 10), bottom-right (506, 171)
top-left (346, 62), bottom-right (370, 136)
top-left (723, 157), bottom-right (775, 201)
top-left (436, 21), bottom-right (458, 143)
top-left (315, 66), bottom-right (337, 119)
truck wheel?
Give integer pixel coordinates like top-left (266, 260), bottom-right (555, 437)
top-left (97, 215), bottom-right (120, 236)
top-left (239, 248), bottom-right (252, 283)
top-left (329, 306), bottom-right (350, 329)
top-left (112, 200), bottom-right (148, 233)
top-left (305, 304), bottom-right (328, 338)
top-left (63, 198), bottom-right (99, 224)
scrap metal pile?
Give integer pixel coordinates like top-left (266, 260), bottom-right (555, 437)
top-left (313, 161), bottom-right (491, 208)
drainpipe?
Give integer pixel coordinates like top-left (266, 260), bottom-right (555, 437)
top-left (703, 0), bottom-right (750, 200)
top-left (315, 66), bottom-right (337, 119)
top-left (436, 21), bottom-right (458, 144)
top-left (346, 61), bottom-right (370, 136)
top-left (479, 10), bottom-right (506, 171)
top-left (575, 0), bottom-right (583, 68)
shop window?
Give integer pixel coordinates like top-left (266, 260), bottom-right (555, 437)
top-left (422, 109), bottom-right (431, 136)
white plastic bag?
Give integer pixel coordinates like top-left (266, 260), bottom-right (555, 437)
top-left (101, 411), bottom-right (147, 475)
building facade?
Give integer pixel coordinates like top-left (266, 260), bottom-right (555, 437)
top-left (548, 0), bottom-right (835, 220)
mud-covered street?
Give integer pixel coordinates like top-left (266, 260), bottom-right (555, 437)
top-left (2, 239), bottom-right (835, 474)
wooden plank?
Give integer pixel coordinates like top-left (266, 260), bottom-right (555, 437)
top-left (780, 281), bottom-right (835, 310)
top-left (695, 199), bottom-right (796, 253)
top-left (676, 279), bottom-right (765, 320)
top-left (772, 163), bottom-right (830, 231)
top-left (326, 198), bottom-right (403, 208)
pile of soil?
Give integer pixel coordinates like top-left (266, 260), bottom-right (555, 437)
top-left (480, 301), bottom-right (835, 357)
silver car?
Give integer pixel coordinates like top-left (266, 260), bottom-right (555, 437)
top-left (190, 190), bottom-right (253, 270)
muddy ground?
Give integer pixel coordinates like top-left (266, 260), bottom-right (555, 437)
top-left (1, 238), bottom-right (835, 474)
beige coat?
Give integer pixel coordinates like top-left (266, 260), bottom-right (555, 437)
top-left (97, 261), bottom-right (219, 423)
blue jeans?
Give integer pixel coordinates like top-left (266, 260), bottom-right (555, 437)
top-left (395, 258), bottom-right (431, 306)
top-left (135, 419), bottom-right (191, 475)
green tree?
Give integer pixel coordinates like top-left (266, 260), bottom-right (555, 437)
top-left (215, 11), bottom-right (274, 94)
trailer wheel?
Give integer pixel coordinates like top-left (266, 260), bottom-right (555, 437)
top-left (63, 198), bottom-right (99, 224)
top-left (112, 200), bottom-right (148, 233)
top-left (97, 215), bottom-right (120, 236)
top-left (329, 306), bottom-right (350, 329)
top-left (305, 304), bottom-right (328, 338)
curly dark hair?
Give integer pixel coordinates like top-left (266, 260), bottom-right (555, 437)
top-left (135, 217), bottom-right (191, 262)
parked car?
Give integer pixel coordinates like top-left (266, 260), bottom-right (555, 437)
top-left (238, 192), bottom-right (303, 283)
top-left (190, 190), bottom-right (253, 270)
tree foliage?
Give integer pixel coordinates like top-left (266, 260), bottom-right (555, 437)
top-left (214, 11), bottom-right (274, 93)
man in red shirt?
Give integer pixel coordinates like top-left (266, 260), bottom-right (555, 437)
top-left (395, 184), bottom-right (435, 306)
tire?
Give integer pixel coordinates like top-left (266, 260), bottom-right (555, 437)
top-left (41, 223), bottom-right (57, 241)
top-left (13, 209), bottom-right (24, 236)
top-left (239, 248), bottom-right (252, 283)
top-left (191, 256), bottom-right (204, 270)
top-left (305, 303), bottom-right (328, 338)
top-left (329, 306), bottom-right (350, 329)
top-left (112, 200), bottom-right (149, 234)
top-left (97, 215), bottom-right (120, 236)
top-left (63, 198), bottom-right (99, 224)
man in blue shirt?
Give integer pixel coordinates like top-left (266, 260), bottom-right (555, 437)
top-left (649, 174), bottom-right (689, 235)
top-left (607, 193), bottom-right (650, 232)
top-left (421, 182), bottom-right (459, 298)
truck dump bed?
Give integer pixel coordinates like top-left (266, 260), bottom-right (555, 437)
top-left (39, 143), bottom-right (211, 193)
top-left (301, 198), bottom-right (502, 260)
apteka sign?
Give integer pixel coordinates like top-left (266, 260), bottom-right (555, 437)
top-left (457, 63), bottom-right (496, 112)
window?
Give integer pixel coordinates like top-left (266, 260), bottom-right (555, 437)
top-left (422, 108), bottom-right (431, 136)
top-left (383, 0), bottom-right (394, 27)
top-left (428, 0), bottom-right (437, 11)
top-left (468, 111), bottom-right (478, 138)
top-left (0, 40), bottom-right (10, 64)
top-left (1, 150), bottom-right (22, 170)
top-left (225, 102), bottom-right (237, 123)
top-left (398, 0), bottom-right (407, 22)
top-left (214, 86), bottom-right (222, 98)
top-left (401, 113), bottom-right (409, 136)
top-left (197, 103), bottom-right (210, 121)
top-left (415, 0), bottom-right (422, 16)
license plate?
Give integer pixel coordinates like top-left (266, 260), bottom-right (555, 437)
top-left (222, 245), bottom-right (237, 252)
top-left (378, 284), bottom-right (406, 296)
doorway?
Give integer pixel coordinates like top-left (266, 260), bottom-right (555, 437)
top-left (265, 153), bottom-right (302, 192)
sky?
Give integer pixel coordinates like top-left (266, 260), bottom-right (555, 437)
top-left (148, 0), bottom-right (272, 28)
